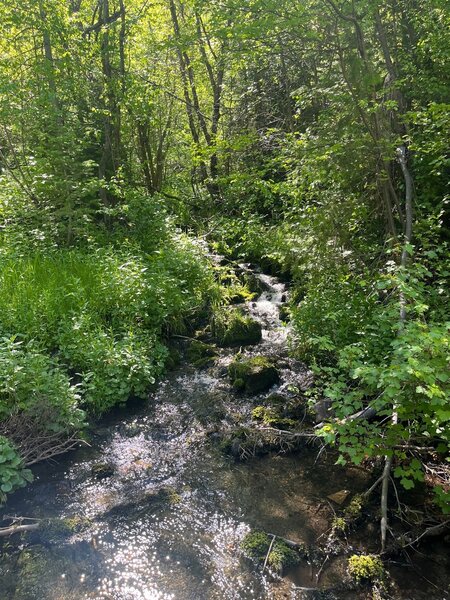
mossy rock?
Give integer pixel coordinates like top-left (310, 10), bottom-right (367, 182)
top-left (14, 546), bottom-right (81, 599)
top-left (228, 287), bottom-right (255, 305)
top-left (213, 310), bottom-right (262, 347)
top-left (242, 273), bottom-right (267, 295)
top-left (241, 530), bottom-right (303, 574)
top-left (186, 340), bottom-right (217, 368)
top-left (228, 356), bottom-right (279, 394)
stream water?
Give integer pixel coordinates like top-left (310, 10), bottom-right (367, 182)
top-left (1, 266), bottom-right (449, 600)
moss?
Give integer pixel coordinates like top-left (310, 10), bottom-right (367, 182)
top-left (186, 340), bottom-right (217, 368)
top-left (241, 531), bottom-right (302, 574)
top-left (16, 548), bottom-right (49, 595)
top-left (213, 309), bottom-right (262, 347)
top-left (348, 554), bottom-right (384, 584)
top-left (252, 405), bottom-right (296, 428)
top-left (229, 355), bottom-right (279, 394)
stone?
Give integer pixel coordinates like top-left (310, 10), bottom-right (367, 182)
top-left (228, 356), bottom-right (280, 394)
top-left (327, 490), bottom-right (351, 505)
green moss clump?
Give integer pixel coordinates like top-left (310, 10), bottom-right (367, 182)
top-left (252, 405), bottom-right (296, 428)
top-left (241, 531), bottom-right (302, 574)
top-left (348, 554), bottom-right (384, 583)
top-left (331, 516), bottom-right (347, 533)
top-left (232, 378), bottom-right (245, 391)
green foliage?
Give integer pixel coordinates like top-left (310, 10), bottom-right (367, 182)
top-left (0, 232), bottom-right (215, 416)
top-left (0, 338), bottom-right (84, 430)
top-left (0, 436), bottom-right (32, 503)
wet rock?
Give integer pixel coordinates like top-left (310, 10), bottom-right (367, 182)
top-left (228, 356), bottom-right (280, 394)
top-left (327, 490), bottom-right (351, 506)
top-left (91, 462), bottom-right (115, 480)
top-left (241, 272), bottom-right (268, 295)
top-left (186, 340), bottom-right (217, 368)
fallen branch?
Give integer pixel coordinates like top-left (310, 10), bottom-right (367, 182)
top-left (0, 523), bottom-right (39, 537)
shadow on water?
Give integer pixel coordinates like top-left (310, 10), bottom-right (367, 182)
top-left (1, 268), bottom-right (449, 600)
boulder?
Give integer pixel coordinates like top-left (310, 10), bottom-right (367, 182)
top-left (228, 356), bottom-right (280, 394)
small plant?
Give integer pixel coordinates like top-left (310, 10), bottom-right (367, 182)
top-left (348, 554), bottom-right (384, 584)
top-left (331, 516), bottom-right (347, 533)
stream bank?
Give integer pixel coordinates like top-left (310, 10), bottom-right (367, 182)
top-left (0, 262), bottom-right (448, 599)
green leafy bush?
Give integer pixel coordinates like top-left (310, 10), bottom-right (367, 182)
top-left (0, 436), bottom-right (33, 503)
top-left (0, 338), bottom-right (84, 430)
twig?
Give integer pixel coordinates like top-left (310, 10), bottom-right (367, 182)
top-left (262, 534), bottom-right (276, 573)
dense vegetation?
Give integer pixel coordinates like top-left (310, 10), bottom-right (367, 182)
top-left (0, 0), bottom-right (448, 547)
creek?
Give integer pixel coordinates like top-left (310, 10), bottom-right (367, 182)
top-left (0, 264), bottom-right (448, 600)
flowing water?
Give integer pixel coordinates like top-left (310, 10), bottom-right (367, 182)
top-left (1, 266), bottom-right (449, 600)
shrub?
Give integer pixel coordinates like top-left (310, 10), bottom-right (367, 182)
top-left (0, 436), bottom-right (33, 503)
top-left (0, 338), bottom-right (84, 431)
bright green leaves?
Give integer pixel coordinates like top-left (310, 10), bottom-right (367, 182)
top-left (0, 436), bottom-right (33, 504)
